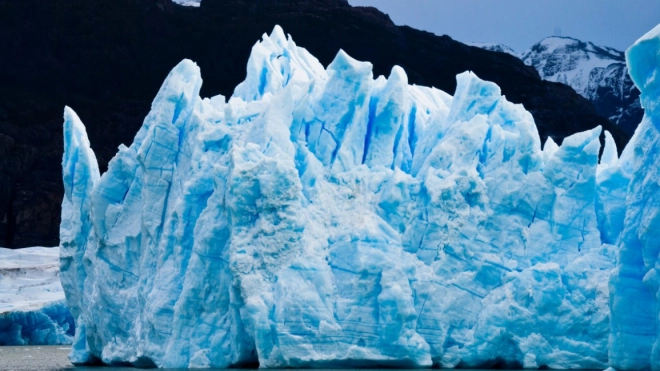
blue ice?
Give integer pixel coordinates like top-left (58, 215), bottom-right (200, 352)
top-left (59, 25), bottom-right (660, 369)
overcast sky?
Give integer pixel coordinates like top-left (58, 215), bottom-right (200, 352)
top-left (348, 0), bottom-right (660, 52)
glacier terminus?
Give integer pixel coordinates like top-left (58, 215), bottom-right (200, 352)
top-left (59, 24), bottom-right (660, 369)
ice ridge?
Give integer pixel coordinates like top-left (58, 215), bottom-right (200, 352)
top-left (59, 25), bottom-right (660, 369)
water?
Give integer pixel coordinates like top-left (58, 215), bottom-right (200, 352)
top-left (0, 346), bottom-right (164, 371)
top-left (0, 347), bottom-right (555, 371)
top-left (0, 346), bottom-right (252, 370)
top-left (0, 346), bottom-right (74, 370)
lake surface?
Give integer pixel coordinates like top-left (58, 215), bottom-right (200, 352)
top-left (0, 346), bottom-right (154, 370)
top-left (0, 346), bottom-right (74, 370)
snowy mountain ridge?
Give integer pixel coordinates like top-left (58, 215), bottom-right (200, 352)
top-left (472, 36), bottom-right (643, 136)
top-left (172, 0), bottom-right (200, 7)
top-left (468, 42), bottom-right (519, 57)
top-left (521, 36), bottom-right (625, 91)
top-left (520, 36), bottom-right (642, 136)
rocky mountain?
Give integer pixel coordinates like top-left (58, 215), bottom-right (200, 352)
top-left (521, 37), bottom-right (643, 135)
top-left (0, 0), bottom-right (627, 248)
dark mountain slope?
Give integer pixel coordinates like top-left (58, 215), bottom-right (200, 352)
top-left (0, 0), bottom-right (629, 247)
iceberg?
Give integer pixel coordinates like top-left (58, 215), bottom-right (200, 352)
top-left (0, 246), bottom-right (74, 345)
top-left (59, 25), bottom-right (659, 369)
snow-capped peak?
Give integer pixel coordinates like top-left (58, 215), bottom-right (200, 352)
top-left (172, 0), bottom-right (200, 7)
top-left (521, 36), bottom-right (641, 135)
top-left (521, 36), bottom-right (624, 96)
top-left (527, 36), bottom-right (624, 61)
top-left (468, 42), bottom-right (519, 57)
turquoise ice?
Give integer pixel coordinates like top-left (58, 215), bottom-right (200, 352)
top-left (608, 23), bottom-right (660, 371)
top-left (59, 25), bottom-right (660, 369)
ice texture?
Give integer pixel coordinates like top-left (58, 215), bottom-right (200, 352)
top-left (0, 246), bottom-right (74, 345)
top-left (59, 25), bottom-right (659, 369)
top-left (608, 23), bottom-right (660, 371)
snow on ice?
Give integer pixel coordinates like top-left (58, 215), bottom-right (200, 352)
top-left (0, 246), bottom-right (74, 345)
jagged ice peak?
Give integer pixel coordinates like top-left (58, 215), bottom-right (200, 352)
top-left (59, 25), bottom-right (660, 369)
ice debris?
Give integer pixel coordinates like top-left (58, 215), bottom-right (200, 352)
top-left (59, 25), bottom-right (660, 369)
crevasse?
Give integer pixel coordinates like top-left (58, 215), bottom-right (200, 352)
top-left (59, 24), bottom-right (660, 369)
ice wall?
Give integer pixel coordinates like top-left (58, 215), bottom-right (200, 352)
top-left (58, 25), bottom-right (659, 369)
top-left (609, 24), bottom-right (660, 371)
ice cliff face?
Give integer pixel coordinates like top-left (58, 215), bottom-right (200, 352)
top-left (60, 25), bottom-right (659, 369)
top-left (609, 24), bottom-right (660, 371)
top-left (522, 37), bottom-right (643, 135)
top-left (0, 246), bottom-right (74, 345)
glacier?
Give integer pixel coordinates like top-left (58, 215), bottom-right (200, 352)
top-left (608, 24), bottom-right (660, 371)
top-left (0, 246), bottom-right (74, 345)
top-left (59, 24), bottom-right (660, 369)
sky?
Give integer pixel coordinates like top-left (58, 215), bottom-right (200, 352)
top-left (348, 0), bottom-right (660, 53)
